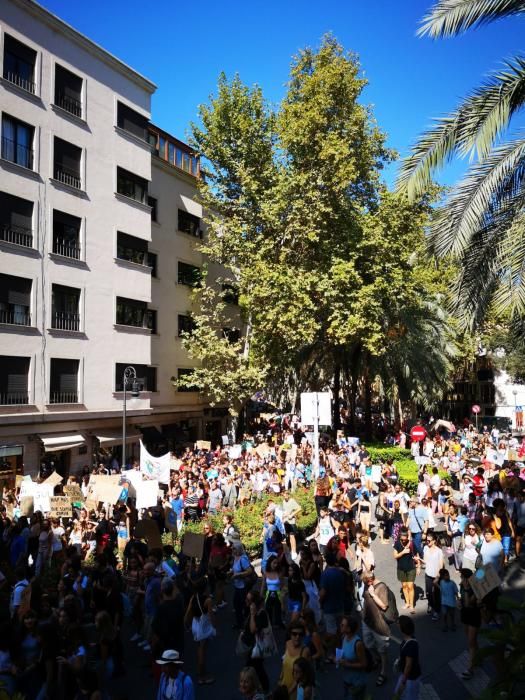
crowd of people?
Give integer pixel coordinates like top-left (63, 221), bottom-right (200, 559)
top-left (0, 417), bottom-right (524, 699)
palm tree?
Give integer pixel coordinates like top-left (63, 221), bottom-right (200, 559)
top-left (397, 1), bottom-right (525, 328)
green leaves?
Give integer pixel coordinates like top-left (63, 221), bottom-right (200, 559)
top-left (417, 0), bottom-right (525, 38)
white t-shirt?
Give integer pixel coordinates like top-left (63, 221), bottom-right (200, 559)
top-left (52, 526), bottom-right (65, 552)
top-left (318, 516), bottom-right (335, 546)
top-left (423, 545), bottom-right (443, 577)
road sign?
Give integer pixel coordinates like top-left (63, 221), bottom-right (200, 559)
top-left (410, 425), bottom-right (427, 442)
top-left (472, 405), bottom-right (481, 414)
top-left (300, 392), bottom-right (331, 426)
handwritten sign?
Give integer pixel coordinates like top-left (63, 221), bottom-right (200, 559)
top-left (182, 532), bottom-right (205, 560)
top-left (49, 496), bottom-right (72, 518)
top-left (196, 440), bottom-right (211, 451)
top-left (33, 484), bottom-right (54, 513)
top-left (44, 471), bottom-right (63, 487)
top-left (63, 484), bottom-right (85, 503)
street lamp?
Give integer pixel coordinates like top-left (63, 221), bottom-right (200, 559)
top-left (513, 388), bottom-right (518, 432)
top-left (122, 366), bottom-right (140, 469)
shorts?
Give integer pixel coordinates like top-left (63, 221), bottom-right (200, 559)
top-left (397, 569), bottom-right (416, 583)
top-left (323, 611), bottom-right (343, 635)
top-left (288, 599), bottom-right (302, 613)
top-left (501, 535), bottom-right (512, 556)
top-left (362, 622), bottom-right (390, 655)
top-left (284, 522), bottom-right (297, 535)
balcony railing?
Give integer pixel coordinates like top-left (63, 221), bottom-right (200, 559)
top-left (54, 164), bottom-right (81, 190)
top-left (1, 137), bottom-right (33, 169)
top-left (0, 222), bottom-right (33, 248)
top-left (0, 391), bottom-right (29, 406)
top-left (52, 310), bottom-right (80, 331)
top-left (53, 237), bottom-right (80, 259)
top-left (50, 391), bottom-right (78, 404)
top-left (3, 69), bottom-right (36, 94)
top-left (0, 309), bottom-right (31, 326)
top-left (55, 92), bottom-right (82, 118)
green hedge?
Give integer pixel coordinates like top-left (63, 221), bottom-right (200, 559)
top-left (367, 445), bottom-right (413, 461)
top-left (168, 487), bottom-right (318, 558)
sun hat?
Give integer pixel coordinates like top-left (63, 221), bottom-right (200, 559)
top-left (156, 649), bottom-right (184, 665)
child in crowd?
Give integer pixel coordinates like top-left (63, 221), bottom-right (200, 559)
top-left (439, 568), bottom-right (458, 632)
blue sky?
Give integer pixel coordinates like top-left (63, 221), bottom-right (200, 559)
top-left (39, 0), bottom-right (524, 187)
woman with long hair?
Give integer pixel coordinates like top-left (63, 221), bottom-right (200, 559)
top-left (459, 568), bottom-right (481, 680)
top-left (184, 578), bottom-right (216, 685)
top-left (261, 555), bottom-right (284, 629)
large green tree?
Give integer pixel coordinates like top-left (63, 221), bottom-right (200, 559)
top-left (181, 36), bottom-right (457, 434)
top-left (397, 0), bottom-right (525, 329)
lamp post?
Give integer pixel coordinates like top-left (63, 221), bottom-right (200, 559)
top-left (122, 366), bottom-right (140, 469)
top-left (513, 388), bottom-right (518, 432)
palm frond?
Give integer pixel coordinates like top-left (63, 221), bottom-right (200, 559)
top-left (396, 56), bottom-right (525, 197)
top-left (418, 0), bottom-right (525, 38)
top-left (429, 137), bottom-right (525, 257)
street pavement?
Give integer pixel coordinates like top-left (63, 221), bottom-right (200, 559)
top-left (109, 513), bottom-right (525, 700)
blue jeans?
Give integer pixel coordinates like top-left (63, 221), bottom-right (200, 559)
top-left (411, 531), bottom-right (424, 558)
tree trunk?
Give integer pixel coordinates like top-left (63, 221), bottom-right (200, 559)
top-left (332, 361), bottom-right (341, 433)
top-left (363, 354), bottom-right (373, 441)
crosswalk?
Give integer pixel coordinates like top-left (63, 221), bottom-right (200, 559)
top-left (448, 649), bottom-right (491, 696)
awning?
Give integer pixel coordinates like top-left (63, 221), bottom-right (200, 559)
top-left (96, 430), bottom-right (140, 447)
top-left (0, 445), bottom-right (23, 457)
top-left (41, 434), bottom-right (85, 453)
top-left (140, 426), bottom-right (165, 443)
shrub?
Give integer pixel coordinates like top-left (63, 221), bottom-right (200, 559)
top-left (367, 445), bottom-right (412, 462)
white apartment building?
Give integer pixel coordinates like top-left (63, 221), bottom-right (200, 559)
top-left (0, 0), bottom-right (228, 478)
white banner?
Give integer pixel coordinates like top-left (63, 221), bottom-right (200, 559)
top-left (136, 479), bottom-right (160, 510)
top-left (140, 441), bottom-right (171, 484)
top-left (33, 484), bottom-right (54, 513)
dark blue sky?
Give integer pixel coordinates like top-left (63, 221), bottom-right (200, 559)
top-left (39, 0), bottom-right (524, 186)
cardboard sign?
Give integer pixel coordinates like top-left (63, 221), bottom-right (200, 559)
top-left (19, 479), bottom-right (37, 499)
top-left (255, 443), bottom-right (270, 457)
top-left (63, 484), bottom-right (85, 503)
top-left (182, 531), bottom-right (205, 560)
top-left (470, 563), bottom-right (501, 601)
top-left (134, 518), bottom-right (162, 550)
top-left (33, 484), bottom-right (54, 513)
top-left (135, 479), bottom-right (159, 510)
top-left (15, 474), bottom-right (24, 488)
top-left (20, 496), bottom-right (33, 516)
top-left (196, 440), bottom-right (211, 451)
top-left (49, 496), bottom-right (72, 518)
top-left (84, 499), bottom-right (98, 513)
top-left (44, 471), bottom-right (63, 487)
top-left (97, 482), bottom-right (123, 505)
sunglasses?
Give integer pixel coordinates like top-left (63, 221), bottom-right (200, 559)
top-left (291, 631), bottom-right (303, 637)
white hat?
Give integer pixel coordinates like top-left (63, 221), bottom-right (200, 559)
top-left (156, 649), bottom-right (183, 665)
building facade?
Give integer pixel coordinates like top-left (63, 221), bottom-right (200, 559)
top-left (0, 0), bottom-right (226, 479)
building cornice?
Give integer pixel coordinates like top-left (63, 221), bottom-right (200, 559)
top-left (10, 0), bottom-right (157, 94)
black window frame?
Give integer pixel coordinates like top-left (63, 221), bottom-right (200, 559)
top-left (117, 101), bottom-right (148, 141)
top-left (52, 209), bottom-right (81, 259)
top-left (0, 273), bottom-right (32, 326)
top-left (117, 166), bottom-right (148, 205)
top-left (1, 114), bottom-right (34, 169)
top-left (148, 196), bottom-right (158, 222)
top-left (54, 64), bottom-right (83, 118)
top-left (51, 283), bottom-right (80, 331)
top-left (0, 192), bottom-right (33, 248)
top-left (53, 136), bottom-right (82, 189)
top-left (3, 34), bottom-right (36, 94)
top-left (177, 261), bottom-right (201, 287)
top-left (115, 363), bottom-right (157, 392)
top-left (178, 209), bottom-right (202, 238)
top-left (0, 355), bottom-right (30, 405)
top-left (178, 314), bottom-right (196, 337)
top-left (116, 296), bottom-right (156, 333)
top-left (49, 358), bottom-right (79, 404)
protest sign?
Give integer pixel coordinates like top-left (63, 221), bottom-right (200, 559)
top-left (44, 471), bottom-right (63, 487)
top-left (20, 496), bottom-right (33, 516)
top-left (84, 499), bottom-right (97, 513)
top-left (470, 564), bottom-right (501, 601)
top-left (33, 484), bottom-right (53, 513)
top-left (134, 518), bottom-right (162, 549)
top-left (63, 484), bottom-right (84, 503)
top-left (19, 479), bottom-right (37, 499)
top-left (221, 435), bottom-right (229, 446)
top-left (97, 481), bottom-right (123, 505)
top-left (229, 444), bottom-right (242, 459)
top-left (182, 532), bottom-right (205, 559)
top-left (135, 479), bottom-right (160, 510)
top-left (164, 504), bottom-right (178, 534)
top-left (485, 449), bottom-right (504, 467)
top-left (196, 440), bottom-right (211, 451)
top-left (49, 496), bottom-right (72, 518)
top-left (15, 474), bottom-right (24, 488)
top-left (140, 441), bottom-right (171, 483)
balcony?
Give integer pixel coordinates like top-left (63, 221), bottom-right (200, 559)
top-left (55, 92), bottom-right (82, 118)
top-left (0, 308), bottom-right (31, 326)
top-left (52, 311), bottom-right (80, 331)
top-left (0, 222), bottom-right (32, 248)
top-left (50, 391), bottom-right (78, 404)
top-left (53, 236), bottom-right (80, 259)
top-left (54, 164), bottom-right (81, 190)
top-left (3, 69), bottom-right (35, 94)
top-left (0, 391), bottom-right (29, 405)
top-left (1, 137), bottom-right (33, 170)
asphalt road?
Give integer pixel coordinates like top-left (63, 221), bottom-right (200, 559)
top-left (109, 516), bottom-right (525, 700)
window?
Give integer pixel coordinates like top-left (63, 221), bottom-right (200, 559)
top-left (3, 34), bottom-right (36, 94)
top-left (50, 358), bottom-right (79, 403)
top-left (148, 252), bottom-right (158, 278)
top-left (117, 232), bottom-right (148, 266)
top-left (148, 196), bottom-right (158, 222)
top-left (158, 136), bottom-right (166, 159)
top-left (53, 210), bottom-right (81, 259)
top-left (54, 137), bottom-right (82, 189)
top-left (0, 192), bottom-right (33, 247)
top-left (1, 114), bottom-right (34, 169)
top-left (177, 368), bottom-right (198, 392)
top-left (115, 363), bottom-right (157, 392)
top-left (0, 274), bottom-right (32, 326)
top-left (116, 296), bottom-right (156, 333)
top-left (174, 147), bottom-right (199, 176)
top-left (0, 356), bottom-right (30, 405)
top-left (52, 284), bottom-right (80, 331)
top-left (222, 283), bottom-right (239, 305)
top-left (117, 101), bottom-right (148, 140)
top-left (223, 327), bottom-right (241, 343)
top-left (178, 314), bottom-right (196, 337)
top-left (117, 167), bottom-right (148, 204)
top-left (178, 209), bottom-right (201, 238)
top-left (54, 64), bottom-right (83, 118)
top-left (178, 261), bottom-right (201, 287)
top-left (168, 142), bottom-right (175, 165)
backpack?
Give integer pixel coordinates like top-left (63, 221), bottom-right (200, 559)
top-left (378, 582), bottom-right (399, 624)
